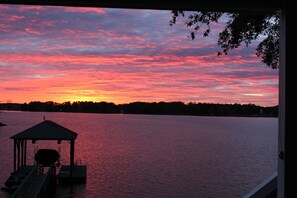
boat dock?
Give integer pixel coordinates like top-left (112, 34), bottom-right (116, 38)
top-left (1, 120), bottom-right (87, 197)
top-left (2, 164), bottom-right (87, 197)
top-left (9, 165), bottom-right (56, 198)
top-left (57, 165), bottom-right (87, 183)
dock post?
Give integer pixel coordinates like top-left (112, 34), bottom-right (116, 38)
top-left (24, 140), bottom-right (27, 166)
top-left (13, 139), bottom-right (16, 172)
top-left (20, 140), bottom-right (24, 167)
top-left (70, 140), bottom-right (75, 178)
top-left (17, 140), bottom-right (20, 170)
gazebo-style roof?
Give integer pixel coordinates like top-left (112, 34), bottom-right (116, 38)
top-left (10, 120), bottom-right (78, 175)
top-left (11, 120), bottom-right (77, 140)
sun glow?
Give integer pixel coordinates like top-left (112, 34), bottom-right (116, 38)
top-left (0, 5), bottom-right (278, 107)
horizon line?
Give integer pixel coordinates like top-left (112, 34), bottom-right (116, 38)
top-left (0, 100), bottom-right (278, 108)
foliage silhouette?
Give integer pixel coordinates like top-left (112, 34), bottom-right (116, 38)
top-left (170, 11), bottom-right (279, 69)
top-left (0, 101), bottom-right (278, 117)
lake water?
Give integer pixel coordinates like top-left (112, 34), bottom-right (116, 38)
top-left (0, 111), bottom-right (277, 198)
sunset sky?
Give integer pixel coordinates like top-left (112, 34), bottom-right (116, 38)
top-left (0, 5), bottom-right (278, 106)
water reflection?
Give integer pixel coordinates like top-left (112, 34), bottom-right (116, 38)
top-left (0, 112), bottom-right (277, 198)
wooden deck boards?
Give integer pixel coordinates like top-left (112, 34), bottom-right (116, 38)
top-left (3, 164), bottom-right (87, 197)
top-left (1, 165), bottom-right (36, 192)
top-left (12, 165), bottom-right (35, 179)
top-left (6, 165), bottom-right (56, 198)
top-left (57, 165), bottom-right (87, 183)
top-left (21, 174), bottom-right (47, 198)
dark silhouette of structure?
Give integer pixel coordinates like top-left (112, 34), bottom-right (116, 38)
top-left (2, 120), bottom-right (86, 196)
top-left (10, 120), bottom-right (78, 174)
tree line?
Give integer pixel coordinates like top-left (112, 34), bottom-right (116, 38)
top-left (0, 101), bottom-right (278, 117)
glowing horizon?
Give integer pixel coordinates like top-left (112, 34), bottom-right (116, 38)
top-left (0, 5), bottom-right (278, 107)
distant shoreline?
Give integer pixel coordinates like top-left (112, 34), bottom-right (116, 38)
top-left (0, 101), bottom-right (278, 117)
top-left (0, 110), bottom-right (278, 119)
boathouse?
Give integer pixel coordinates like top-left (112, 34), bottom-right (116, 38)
top-left (2, 120), bottom-right (86, 197)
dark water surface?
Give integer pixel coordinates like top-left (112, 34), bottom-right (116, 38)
top-left (0, 111), bottom-right (277, 197)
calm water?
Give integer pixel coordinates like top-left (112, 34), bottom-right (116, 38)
top-left (0, 111), bottom-right (277, 198)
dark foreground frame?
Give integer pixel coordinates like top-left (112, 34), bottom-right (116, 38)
top-left (0, 1), bottom-right (291, 197)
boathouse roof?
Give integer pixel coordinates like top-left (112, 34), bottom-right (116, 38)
top-left (10, 120), bottom-right (78, 140)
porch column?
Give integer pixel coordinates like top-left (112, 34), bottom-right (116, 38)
top-left (13, 139), bottom-right (16, 172)
top-left (70, 140), bottom-right (75, 177)
top-left (24, 140), bottom-right (27, 166)
top-left (17, 140), bottom-right (20, 170)
top-left (20, 140), bottom-right (24, 167)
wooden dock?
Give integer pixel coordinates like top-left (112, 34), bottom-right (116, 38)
top-left (2, 164), bottom-right (86, 197)
top-left (2, 165), bottom-right (57, 198)
top-left (1, 165), bottom-right (35, 193)
top-left (57, 165), bottom-right (87, 184)
top-left (2, 120), bottom-right (87, 197)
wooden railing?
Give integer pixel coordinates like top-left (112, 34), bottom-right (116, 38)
top-left (12, 165), bottom-right (57, 198)
top-left (243, 172), bottom-right (277, 198)
top-left (12, 165), bottom-right (38, 198)
top-left (34, 165), bottom-right (56, 198)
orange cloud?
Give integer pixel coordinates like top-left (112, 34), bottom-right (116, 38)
top-left (0, 5), bottom-right (278, 107)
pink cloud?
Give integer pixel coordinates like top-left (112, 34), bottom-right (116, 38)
top-left (14, 6), bottom-right (47, 12)
top-left (0, 5), bottom-right (278, 106)
top-left (63, 7), bottom-right (106, 15)
top-left (4, 15), bottom-right (25, 21)
top-left (24, 28), bottom-right (43, 35)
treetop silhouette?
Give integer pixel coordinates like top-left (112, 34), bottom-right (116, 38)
top-left (170, 11), bottom-right (279, 69)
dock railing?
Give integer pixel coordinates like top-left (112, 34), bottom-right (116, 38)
top-left (11, 165), bottom-right (38, 198)
top-left (12, 164), bottom-right (57, 198)
top-left (34, 165), bottom-right (56, 198)
top-left (243, 172), bottom-right (277, 198)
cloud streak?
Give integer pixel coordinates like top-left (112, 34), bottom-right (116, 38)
top-left (0, 5), bottom-right (278, 106)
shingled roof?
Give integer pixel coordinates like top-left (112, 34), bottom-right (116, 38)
top-left (10, 120), bottom-right (77, 140)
